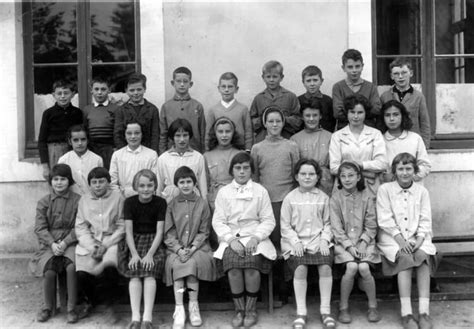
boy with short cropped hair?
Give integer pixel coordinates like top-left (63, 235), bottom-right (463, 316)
top-left (250, 60), bottom-right (301, 142)
top-left (114, 73), bottom-right (160, 154)
top-left (38, 79), bottom-right (83, 180)
top-left (290, 100), bottom-right (334, 196)
top-left (332, 49), bottom-right (381, 130)
top-left (205, 72), bottom-right (253, 151)
top-left (159, 66), bottom-right (206, 154)
top-left (83, 77), bottom-right (119, 169)
top-left (380, 58), bottom-right (431, 148)
top-left (298, 65), bottom-right (336, 132)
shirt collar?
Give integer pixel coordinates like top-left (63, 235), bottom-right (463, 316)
top-left (173, 94), bottom-right (191, 101)
top-left (90, 189), bottom-right (113, 200)
top-left (303, 91), bottom-right (323, 99)
top-left (394, 182), bottom-right (414, 195)
top-left (341, 188), bottom-right (360, 197)
top-left (345, 78), bottom-right (364, 88)
top-left (51, 190), bottom-right (71, 200)
top-left (384, 130), bottom-right (409, 141)
top-left (93, 99), bottom-right (110, 107)
top-left (128, 99), bottom-right (145, 106)
top-left (262, 86), bottom-right (288, 97)
top-left (298, 187), bottom-right (320, 194)
top-left (221, 99), bottom-right (235, 108)
top-left (126, 145), bottom-right (142, 154)
top-left (177, 191), bottom-right (198, 202)
top-left (168, 146), bottom-right (193, 155)
top-left (393, 84), bottom-right (414, 94)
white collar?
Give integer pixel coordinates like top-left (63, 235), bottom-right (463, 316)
top-left (93, 99), bottom-right (110, 107)
top-left (221, 99), bottom-right (235, 108)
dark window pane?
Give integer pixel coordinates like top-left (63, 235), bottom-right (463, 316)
top-left (34, 66), bottom-right (78, 95)
top-left (435, 0), bottom-right (474, 55)
top-left (32, 2), bottom-right (77, 63)
top-left (92, 64), bottom-right (136, 92)
top-left (436, 58), bottom-right (474, 83)
top-left (375, 0), bottom-right (421, 55)
top-left (90, 1), bottom-right (136, 63)
top-left (377, 58), bottom-right (422, 85)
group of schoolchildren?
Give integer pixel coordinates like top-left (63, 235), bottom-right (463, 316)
top-left (30, 48), bottom-right (437, 329)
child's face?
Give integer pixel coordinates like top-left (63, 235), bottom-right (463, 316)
top-left (342, 59), bottom-right (364, 82)
top-left (215, 123), bottom-right (233, 147)
top-left (339, 167), bottom-right (361, 193)
top-left (91, 82), bottom-right (110, 104)
top-left (296, 164), bottom-right (318, 191)
top-left (384, 106), bottom-right (402, 132)
top-left (347, 104), bottom-right (366, 128)
top-left (302, 108), bottom-right (321, 131)
top-left (262, 69), bottom-right (283, 91)
top-left (302, 74), bottom-right (323, 94)
top-left (395, 162), bottom-right (415, 187)
top-left (51, 176), bottom-right (69, 195)
top-left (174, 128), bottom-right (190, 152)
top-left (171, 73), bottom-right (193, 96)
top-left (125, 123), bottom-right (142, 149)
top-left (232, 162), bottom-right (252, 185)
top-left (53, 87), bottom-right (74, 107)
top-left (89, 177), bottom-right (109, 198)
top-left (137, 176), bottom-right (156, 201)
top-left (263, 112), bottom-right (284, 137)
top-left (177, 177), bottom-right (195, 195)
top-left (69, 131), bottom-right (88, 156)
top-left (126, 82), bottom-right (145, 104)
top-left (391, 65), bottom-right (413, 90)
top-left (218, 79), bottom-right (238, 102)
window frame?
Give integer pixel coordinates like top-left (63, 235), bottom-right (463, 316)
top-left (22, 0), bottom-right (141, 157)
top-left (372, 0), bottom-right (474, 149)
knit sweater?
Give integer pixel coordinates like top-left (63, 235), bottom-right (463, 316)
top-left (83, 102), bottom-right (119, 145)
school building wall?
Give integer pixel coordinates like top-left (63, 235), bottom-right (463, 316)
top-left (0, 0), bottom-right (473, 254)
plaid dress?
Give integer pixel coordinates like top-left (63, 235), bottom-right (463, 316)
top-left (220, 247), bottom-right (273, 274)
top-left (285, 250), bottom-right (334, 281)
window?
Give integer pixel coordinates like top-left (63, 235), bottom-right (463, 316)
top-left (373, 0), bottom-right (474, 149)
top-left (22, 1), bottom-right (140, 155)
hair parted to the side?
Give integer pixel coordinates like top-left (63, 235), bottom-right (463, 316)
top-left (168, 118), bottom-right (194, 140)
top-left (52, 79), bottom-right (75, 93)
top-left (173, 166), bottom-right (197, 186)
top-left (389, 57), bottom-right (413, 71)
top-left (342, 49), bottom-right (363, 65)
top-left (380, 100), bottom-right (413, 132)
top-left (343, 94), bottom-right (371, 115)
top-left (293, 158), bottom-right (322, 185)
top-left (391, 152), bottom-right (419, 175)
top-left (67, 124), bottom-right (88, 141)
top-left (49, 163), bottom-right (75, 186)
top-left (132, 169), bottom-right (158, 192)
top-left (262, 60), bottom-right (283, 75)
top-left (127, 73), bottom-right (147, 89)
top-left (87, 167), bottom-right (111, 185)
top-left (91, 76), bottom-right (110, 87)
top-left (207, 117), bottom-right (243, 150)
top-left (336, 161), bottom-right (365, 191)
top-left (300, 99), bottom-right (323, 115)
top-left (228, 151), bottom-right (255, 176)
top-left (219, 72), bottom-right (238, 86)
top-left (301, 65), bottom-right (323, 81)
top-left (173, 66), bottom-right (192, 80)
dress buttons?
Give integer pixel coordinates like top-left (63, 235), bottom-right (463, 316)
top-left (404, 217), bottom-right (407, 221)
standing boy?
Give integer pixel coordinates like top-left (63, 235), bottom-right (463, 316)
top-left (250, 60), bottom-right (301, 142)
top-left (114, 73), bottom-right (160, 154)
top-left (38, 80), bottom-right (83, 180)
top-left (83, 77), bottom-right (119, 169)
top-left (380, 58), bottom-right (431, 148)
top-left (332, 49), bottom-right (381, 130)
top-left (298, 65), bottom-right (336, 132)
top-left (159, 67), bottom-right (206, 154)
top-left (205, 72), bottom-right (253, 151)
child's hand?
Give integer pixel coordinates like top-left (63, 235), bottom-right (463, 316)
top-left (230, 239), bottom-right (245, 257)
top-left (141, 254), bottom-right (155, 271)
top-left (92, 245), bottom-right (107, 261)
top-left (395, 234), bottom-right (413, 254)
top-left (294, 242), bottom-right (305, 257)
top-left (128, 254), bottom-right (141, 271)
top-left (319, 240), bottom-right (330, 256)
top-left (51, 242), bottom-right (63, 256)
top-left (356, 241), bottom-right (368, 259)
top-left (412, 236), bottom-right (424, 251)
top-left (348, 246), bottom-right (359, 258)
top-left (245, 237), bottom-right (259, 256)
top-left (177, 248), bottom-right (188, 262)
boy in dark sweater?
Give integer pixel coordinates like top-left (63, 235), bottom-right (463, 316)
top-left (298, 65), bottom-right (336, 132)
top-left (114, 73), bottom-right (160, 154)
top-left (332, 49), bottom-right (381, 129)
top-left (82, 77), bottom-right (119, 169)
top-left (38, 80), bottom-right (82, 180)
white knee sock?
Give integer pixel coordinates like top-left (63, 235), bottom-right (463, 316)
top-left (293, 278), bottom-right (308, 316)
top-left (419, 297), bottom-right (430, 315)
top-left (319, 276), bottom-right (332, 314)
top-left (400, 297), bottom-right (412, 316)
top-left (129, 279), bottom-right (142, 321)
top-left (143, 277), bottom-right (156, 322)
